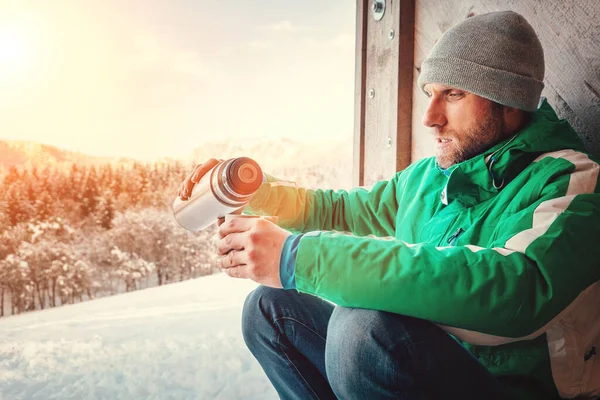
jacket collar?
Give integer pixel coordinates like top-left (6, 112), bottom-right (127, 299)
top-left (440, 99), bottom-right (586, 207)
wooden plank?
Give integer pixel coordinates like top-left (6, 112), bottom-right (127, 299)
top-left (396, 0), bottom-right (415, 173)
top-left (412, 0), bottom-right (600, 160)
top-left (353, 0), bottom-right (367, 187)
top-left (359, 0), bottom-right (415, 186)
top-left (364, 0), bottom-right (397, 185)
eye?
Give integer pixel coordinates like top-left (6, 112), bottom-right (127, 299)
top-left (447, 91), bottom-right (465, 100)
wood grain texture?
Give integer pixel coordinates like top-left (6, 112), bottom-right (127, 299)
top-left (396, 0), bottom-right (415, 172)
top-left (355, 0), bottom-right (415, 186)
top-left (412, 0), bottom-right (600, 160)
top-left (353, 0), bottom-right (368, 186)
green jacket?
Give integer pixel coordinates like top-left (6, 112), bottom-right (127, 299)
top-left (246, 100), bottom-right (600, 399)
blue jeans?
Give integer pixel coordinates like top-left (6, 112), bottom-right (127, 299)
top-left (242, 286), bottom-right (512, 400)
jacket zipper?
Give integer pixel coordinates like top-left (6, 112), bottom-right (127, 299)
top-left (447, 228), bottom-right (464, 246)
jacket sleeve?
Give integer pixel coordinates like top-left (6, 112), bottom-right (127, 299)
top-left (292, 172), bottom-right (600, 338)
top-left (243, 173), bottom-right (400, 237)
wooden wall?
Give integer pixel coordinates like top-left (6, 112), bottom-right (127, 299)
top-left (354, 0), bottom-right (600, 186)
top-left (412, 0), bottom-right (600, 161)
top-left (353, 0), bottom-right (415, 187)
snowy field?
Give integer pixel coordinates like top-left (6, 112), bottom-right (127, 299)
top-left (0, 274), bottom-right (278, 400)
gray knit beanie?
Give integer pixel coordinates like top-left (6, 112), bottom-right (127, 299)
top-left (418, 11), bottom-right (545, 112)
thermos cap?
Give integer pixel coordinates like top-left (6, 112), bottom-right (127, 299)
top-left (237, 163), bottom-right (258, 183)
top-left (227, 157), bottom-right (263, 195)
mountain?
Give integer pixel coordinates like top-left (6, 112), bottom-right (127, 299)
top-left (186, 136), bottom-right (354, 188)
top-left (0, 140), bottom-right (122, 171)
top-left (0, 137), bottom-right (355, 188)
top-left (187, 136), bottom-right (352, 165)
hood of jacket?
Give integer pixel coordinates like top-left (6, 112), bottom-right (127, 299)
top-left (441, 99), bottom-right (587, 207)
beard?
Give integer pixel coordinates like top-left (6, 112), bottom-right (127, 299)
top-left (435, 104), bottom-right (506, 169)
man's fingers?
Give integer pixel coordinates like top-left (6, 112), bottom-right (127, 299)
top-left (217, 207), bottom-right (244, 226)
top-left (179, 169), bottom-right (196, 199)
top-left (191, 158), bottom-right (218, 183)
top-left (222, 265), bottom-right (248, 279)
top-left (217, 232), bottom-right (245, 256)
top-left (218, 218), bottom-right (252, 238)
top-left (179, 158), bottom-right (221, 200)
top-left (219, 249), bottom-right (249, 270)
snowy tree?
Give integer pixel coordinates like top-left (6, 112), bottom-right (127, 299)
top-left (16, 240), bottom-right (87, 309)
top-left (1, 254), bottom-right (32, 314)
top-left (109, 247), bottom-right (155, 292)
top-left (35, 189), bottom-right (55, 222)
top-left (106, 208), bottom-right (217, 286)
top-left (96, 193), bottom-right (115, 230)
top-left (2, 165), bottom-right (21, 187)
top-left (0, 218), bottom-right (85, 313)
top-left (80, 167), bottom-right (100, 220)
top-left (0, 200), bottom-right (10, 235)
top-left (0, 257), bottom-right (7, 316)
top-left (111, 165), bottom-right (125, 199)
top-left (6, 183), bottom-right (35, 226)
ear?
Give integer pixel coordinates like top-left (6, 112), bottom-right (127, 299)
top-left (503, 107), bottom-right (530, 135)
top-left (502, 106), bottom-right (520, 119)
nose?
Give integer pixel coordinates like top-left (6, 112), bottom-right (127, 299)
top-left (422, 97), bottom-right (447, 128)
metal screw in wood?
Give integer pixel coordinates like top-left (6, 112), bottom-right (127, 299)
top-left (372, 0), bottom-right (385, 21)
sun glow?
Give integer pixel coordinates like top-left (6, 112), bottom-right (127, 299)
top-left (0, 23), bottom-right (34, 80)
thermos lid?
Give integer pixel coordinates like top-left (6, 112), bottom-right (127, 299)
top-left (227, 157), bottom-right (263, 195)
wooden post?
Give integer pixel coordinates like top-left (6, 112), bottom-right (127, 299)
top-left (353, 0), bottom-right (415, 187)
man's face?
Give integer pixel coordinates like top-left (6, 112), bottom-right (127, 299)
top-left (422, 83), bottom-right (507, 169)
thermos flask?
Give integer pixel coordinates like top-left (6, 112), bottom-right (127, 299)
top-left (172, 157), bottom-right (263, 231)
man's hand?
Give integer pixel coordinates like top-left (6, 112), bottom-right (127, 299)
top-left (178, 158), bottom-right (222, 201)
top-left (178, 158), bottom-right (246, 219)
top-left (217, 217), bottom-right (291, 288)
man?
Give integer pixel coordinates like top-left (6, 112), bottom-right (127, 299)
top-left (179, 11), bottom-right (600, 399)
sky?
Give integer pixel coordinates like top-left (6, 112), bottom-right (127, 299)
top-left (0, 273), bottom-right (278, 399)
top-left (0, 0), bottom-right (356, 160)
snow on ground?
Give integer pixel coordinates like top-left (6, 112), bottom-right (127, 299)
top-left (0, 274), bottom-right (278, 400)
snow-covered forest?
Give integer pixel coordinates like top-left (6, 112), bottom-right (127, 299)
top-left (0, 161), bottom-right (221, 317)
top-left (0, 141), bottom-right (353, 317)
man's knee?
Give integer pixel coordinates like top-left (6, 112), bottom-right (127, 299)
top-left (241, 285), bottom-right (279, 349)
top-left (325, 307), bottom-right (437, 397)
top-left (325, 308), bottom-right (387, 392)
